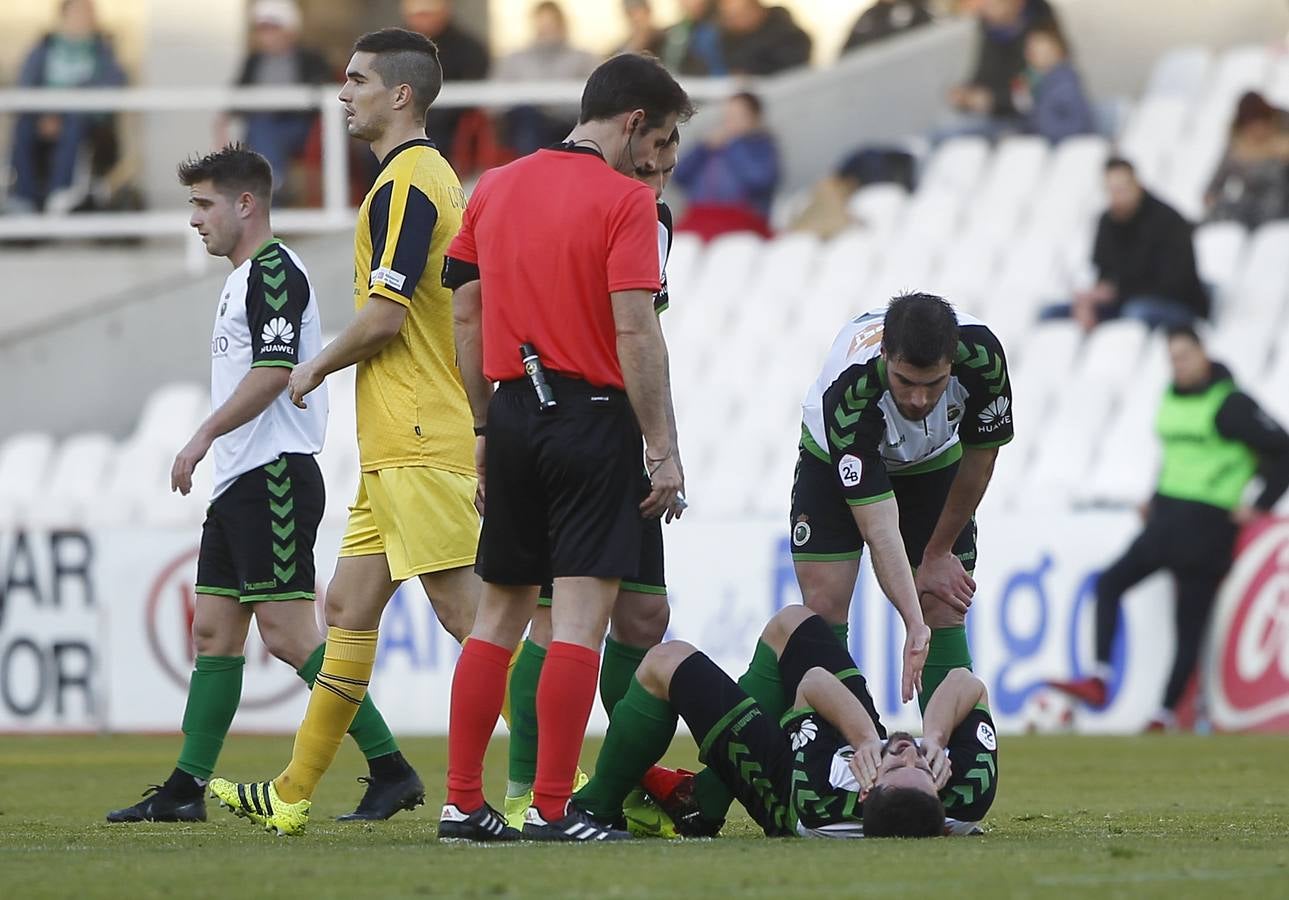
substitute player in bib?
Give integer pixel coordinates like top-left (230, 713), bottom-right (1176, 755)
top-left (502, 128), bottom-right (683, 828)
top-left (573, 605), bottom-right (998, 839)
top-left (795, 292), bottom-right (1012, 708)
top-left (107, 146), bottom-right (406, 824)
top-left (212, 29), bottom-right (481, 836)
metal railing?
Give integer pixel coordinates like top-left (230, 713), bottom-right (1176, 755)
top-left (0, 78), bottom-right (741, 241)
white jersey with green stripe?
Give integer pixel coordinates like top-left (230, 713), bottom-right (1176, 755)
top-left (800, 308), bottom-right (1013, 505)
top-left (209, 239), bottom-right (326, 500)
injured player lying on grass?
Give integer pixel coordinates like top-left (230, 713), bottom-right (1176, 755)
top-left (572, 605), bottom-right (998, 839)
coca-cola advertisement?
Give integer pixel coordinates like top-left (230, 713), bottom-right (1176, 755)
top-left (1206, 518), bottom-right (1289, 733)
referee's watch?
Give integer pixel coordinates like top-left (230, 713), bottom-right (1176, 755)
top-left (473, 425), bottom-right (487, 437)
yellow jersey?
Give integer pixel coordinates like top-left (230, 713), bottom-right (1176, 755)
top-left (352, 139), bottom-right (474, 474)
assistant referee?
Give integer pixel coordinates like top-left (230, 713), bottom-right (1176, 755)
top-left (439, 53), bottom-right (694, 843)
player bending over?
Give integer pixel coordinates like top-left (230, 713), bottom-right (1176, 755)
top-left (794, 292), bottom-right (1013, 709)
top-left (107, 146), bottom-right (410, 824)
top-left (573, 605), bottom-right (999, 839)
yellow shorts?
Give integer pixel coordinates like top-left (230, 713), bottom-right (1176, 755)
top-left (339, 466), bottom-right (480, 582)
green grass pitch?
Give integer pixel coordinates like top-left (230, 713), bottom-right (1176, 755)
top-left (2, 732), bottom-right (1287, 899)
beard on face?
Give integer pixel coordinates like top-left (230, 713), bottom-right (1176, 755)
top-left (881, 732), bottom-right (924, 757)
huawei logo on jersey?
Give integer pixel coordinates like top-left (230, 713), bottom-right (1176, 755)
top-left (262, 317), bottom-right (295, 345)
top-left (978, 396), bottom-right (1011, 432)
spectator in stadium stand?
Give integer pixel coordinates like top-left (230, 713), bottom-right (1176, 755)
top-left (673, 91), bottom-right (779, 240)
top-left (714, 0), bottom-right (812, 76)
top-left (218, 0), bottom-right (331, 204)
top-left (658, 0), bottom-right (724, 75)
top-left (402, 0), bottom-right (491, 168)
top-left (1043, 157), bottom-right (1208, 331)
top-left (841, 0), bottom-right (934, 54)
top-left (438, 53), bottom-right (692, 843)
top-left (493, 1), bottom-right (599, 156)
top-left (1016, 22), bottom-right (1094, 143)
top-left (940, 0), bottom-right (1057, 140)
top-left (1049, 326), bottom-right (1289, 732)
top-left (615, 0), bottom-right (667, 56)
top-left (1203, 91), bottom-right (1289, 230)
top-left (5, 0), bottom-right (125, 215)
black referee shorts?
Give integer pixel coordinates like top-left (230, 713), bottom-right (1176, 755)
top-left (477, 374), bottom-right (649, 586)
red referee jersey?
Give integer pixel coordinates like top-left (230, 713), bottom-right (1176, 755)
top-left (447, 146), bottom-right (662, 390)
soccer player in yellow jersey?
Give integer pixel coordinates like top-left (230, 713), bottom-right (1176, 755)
top-left (211, 27), bottom-right (480, 835)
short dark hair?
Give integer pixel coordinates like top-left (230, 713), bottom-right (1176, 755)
top-left (353, 27), bottom-right (443, 119)
top-left (1105, 155), bottom-right (1135, 176)
top-left (1165, 324), bottom-right (1202, 345)
top-left (731, 90), bottom-right (763, 119)
top-left (863, 786), bottom-right (945, 838)
top-left (580, 52), bottom-right (696, 130)
top-left (1026, 22), bottom-right (1069, 54)
top-left (882, 292), bottom-right (959, 367)
top-left (534, 0), bottom-right (566, 20)
top-left (177, 143), bottom-right (273, 202)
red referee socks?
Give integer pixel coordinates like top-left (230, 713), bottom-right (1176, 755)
top-left (533, 641), bottom-right (601, 821)
top-left (445, 638), bottom-right (513, 812)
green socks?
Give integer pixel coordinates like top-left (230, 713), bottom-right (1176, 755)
top-left (506, 639), bottom-right (546, 794)
top-left (738, 640), bottom-right (789, 720)
top-left (830, 621), bottom-right (849, 647)
top-left (297, 642), bottom-right (398, 760)
top-left (575, 677), bottom-right (678, 820)
top-left (177, 655), bottom-right (245, 780)
top-left (600, 637), bottom-right (649, 717)
top-left (176, 641), bottom-right (404, 783)
top-left (919, 625), bottom-right (973, 714)
top-left (690, 640), bottom-right (788, 821)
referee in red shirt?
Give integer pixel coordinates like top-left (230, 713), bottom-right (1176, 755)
top-left (439, 53), bottom-right (694, 842)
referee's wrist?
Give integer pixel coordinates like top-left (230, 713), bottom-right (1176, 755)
top-left (473, 425), bottom-right (487, 436)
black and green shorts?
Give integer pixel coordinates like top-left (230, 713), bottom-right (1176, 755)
top-left (668, 651), bottom-right (804, 837)
top-left (537, 513), bottom-right (665, 607)
top-left (789, 447), bottom-right (977, 570)
top-left (196, 453), bottom-right (324, 602)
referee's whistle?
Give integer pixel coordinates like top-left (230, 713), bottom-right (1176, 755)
top-left (520, 343), bottom-right (558, 412)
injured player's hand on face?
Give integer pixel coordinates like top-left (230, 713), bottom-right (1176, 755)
top-left (863, 732), bottom-right (946, 798)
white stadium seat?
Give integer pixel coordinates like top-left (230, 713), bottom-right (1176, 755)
top-left (1075, 318), bottom-right (1149, 393)
top-left (1265, 56), bottom-right (1289, 109)
top-left (920, 136), bottom-right (990, 197)
top-left (896, 185), bottom-right (964, 246)
top-left (809, 228), bottom-right (877, 308)
top-left (847, 183), bottom-right (908, 238)
top-left (1209, 44), bottom-right (1271, 101)
top-left (1228, 221), bottom-right (1289, 321)
top-left (1011, 320), bottom-right (1084, 407)
top-left (1118, 96), bottom-right (1191, 180)
top-left (0, 431), bottom-right (57, 525)
top-left (1210, 317), bottom-right (1276, 385)
top-left (1033, 136), bottom-right (1108, 238)
top-left (133, 382), bottom-right (207, 450)
top-left (1194, 221), bottom-right (1249, 308)
top-left (1145, 46), bottom-right (1213, 101)
top-left (30, 432), bottom-right (117, 526)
